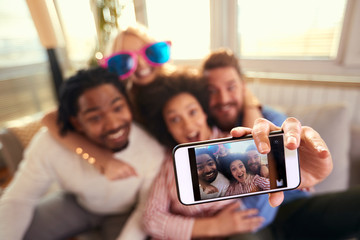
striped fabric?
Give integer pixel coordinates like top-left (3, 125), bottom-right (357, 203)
top-left (142, 128), bottom-right (239, 240)
top-left (225, 175), bottom-right (270, 197)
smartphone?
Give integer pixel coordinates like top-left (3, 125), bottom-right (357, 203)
top-left (172, 130), bottom-right (300, 205)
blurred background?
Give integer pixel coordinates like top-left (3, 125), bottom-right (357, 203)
top-left (1, 0), bottom-right (359, 126)
top-left (0, 0), bottom-right (359, 195)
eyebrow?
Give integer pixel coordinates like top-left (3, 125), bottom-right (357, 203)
top-left (165, 102), bottom-right (198, 115)
top-left (197, 158), bottom-right (214, 166)
top-left (82, 96), bottom-right (124, 115)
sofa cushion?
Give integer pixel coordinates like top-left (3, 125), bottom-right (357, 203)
top-left (0, 117), bottom-right (43, 175)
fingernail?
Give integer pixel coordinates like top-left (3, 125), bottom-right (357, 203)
top-left (316, 145), bottom-right (327, 152)
top-left (288, 136), bottom-right (297, 145)
top-left (259, 142), bottom-right (269, 153)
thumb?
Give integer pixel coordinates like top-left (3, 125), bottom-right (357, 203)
top-left (268, 192), bottom-right (284, 207)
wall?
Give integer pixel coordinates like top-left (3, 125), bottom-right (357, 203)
top-left (246, 77), bottom-right (360, 127)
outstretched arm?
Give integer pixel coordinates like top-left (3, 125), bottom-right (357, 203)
top-left (42, 110), bottom-right (137, 180)
top-left (230, 117), bottom-right (332, 207)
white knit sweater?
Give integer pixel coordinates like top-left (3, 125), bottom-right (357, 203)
top-left (0, 123), bottom-right (165, 240)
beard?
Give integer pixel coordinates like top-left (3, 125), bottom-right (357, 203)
top-left (212, 107), bottom-right (243, 132)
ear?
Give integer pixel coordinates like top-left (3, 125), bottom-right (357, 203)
top-left (70, 117), bottom-right (84, 133)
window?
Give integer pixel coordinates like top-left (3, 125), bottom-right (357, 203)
top-left (0, 0), bottom-right (57, 125)
top-left (234, 0), bottom-right (360, 77)
top-left (55, 0), bottom-right (98, 68)
top-left (55, 0), bottom-right (137, 68)
top-left (237, 0), bottom-right (347, 60)
top-left (145, 0), bottom-right (211, 60)
top-left (0, 0), bottom-right (46, 68)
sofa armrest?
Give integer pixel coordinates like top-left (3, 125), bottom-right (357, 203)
top-left (0, 128), bottom-right (24, 175)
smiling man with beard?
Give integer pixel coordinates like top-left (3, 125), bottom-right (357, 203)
top-left (196, 148), bottom-right (230, 199)
top-left (202, 48), bottom-right (287, 131)
top-left (245, 144), bottom-right (269, 178)
top-left (201, 49), bottom-right (360, 240)
top-left (0, 67), bottom-right (165, 240)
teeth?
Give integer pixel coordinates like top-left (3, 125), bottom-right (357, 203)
top-left (108, 129), bottom-right (125, 139)
top-left (220, 105), bottom-right (231, 111)
top-left (206, 172), bottom-right (214, 178)
top-left (137, 68), bottom-right (151, 77)
top-left (187, 132), bottom-right (197, 138)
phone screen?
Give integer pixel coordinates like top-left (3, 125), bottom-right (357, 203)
top-left (188, 135), bottom-right (287, 202)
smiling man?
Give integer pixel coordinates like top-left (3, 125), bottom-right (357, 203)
top-left (196, 149), bottom-right (229, 199)
top-left (202, 48), bottom-right (287, 131)
top-left (0, 67), bottom-right (165, 240)
top-left (201, 49), bottom-right (360, 240)
top-left (245, 144), bottom-right (269, 178)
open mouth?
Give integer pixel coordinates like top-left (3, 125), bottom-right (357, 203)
top-left (135, 67), bottom-right (152, 78)
top-left (186, 132), bottom-right (200, 142)
top-left (236, 173), bottom-right (245, 181)
top-left (107, 128), bottom-right (125, 140)
top-left (205, 171), bottom-right (215, 181)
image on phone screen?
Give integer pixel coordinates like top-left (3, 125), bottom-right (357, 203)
top-left (188, 135), bottom-right (287, 201)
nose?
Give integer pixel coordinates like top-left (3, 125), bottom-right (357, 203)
top-left (137, 54), bottom-right (148, 68)
top-left (104, 113), bottom-right (120, 131)
top-left (182, 116), bottom-right (196, 132)
top-left (204, 164), bottom-right (213, 173)
top-left (217, 89), bottom-right (230, 104)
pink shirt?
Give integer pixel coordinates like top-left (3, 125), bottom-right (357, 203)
top-left (225, 175), bottom-right (270, 196)
top-left (142, 128), bottom-right (240, 240)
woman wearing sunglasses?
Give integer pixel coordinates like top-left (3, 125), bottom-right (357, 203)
top-left (42, 23), bottom-right (172, 180)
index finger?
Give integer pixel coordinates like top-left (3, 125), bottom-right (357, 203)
top-left (252, 118), bottom-right (280, 154)
top-left (281, 117), bottom-right (302, 150)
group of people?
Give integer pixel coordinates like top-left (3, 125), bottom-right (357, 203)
top-left (196, 144), bottom-right (271, 201)
top-left (0, 22), bottom-right (359, 240)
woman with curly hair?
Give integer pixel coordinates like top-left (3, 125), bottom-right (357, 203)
top-left (137, 69), bottom-right (272, 240)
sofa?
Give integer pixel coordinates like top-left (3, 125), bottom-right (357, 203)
top-left (281, 103), bottom-right (360, 193)
top-left (0, 103), bottom-right (359, 192)
top-left (0, 103), bottom-right (359, 240)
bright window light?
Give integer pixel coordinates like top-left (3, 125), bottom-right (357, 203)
top-left (237, 0), bottom-right (347, 59)
top-left (56, 0), bottom-right (136, 67)
top-left (145, 0), bottom-right (210, 60)
top-left (55, 0), bottom-right (98, 65)
top-left (0, 0), bottom-right (46, 67)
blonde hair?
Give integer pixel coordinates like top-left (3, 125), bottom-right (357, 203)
top-left (106, 23), bottom-right (156, 55)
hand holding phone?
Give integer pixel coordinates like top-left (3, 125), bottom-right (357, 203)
top-left (232, 117), bottom-right (332, 207)
top-left (173, 130), bottom-right (301, 205)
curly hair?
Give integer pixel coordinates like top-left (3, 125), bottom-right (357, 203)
top-left (201, 48), bottom-right (243, 79)
top-left (57, 67), bottom-right (130, 136)
top-left (135, 67), bottom-right (212, 148)
top-left (218, 152), bottom-right (248, 182)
